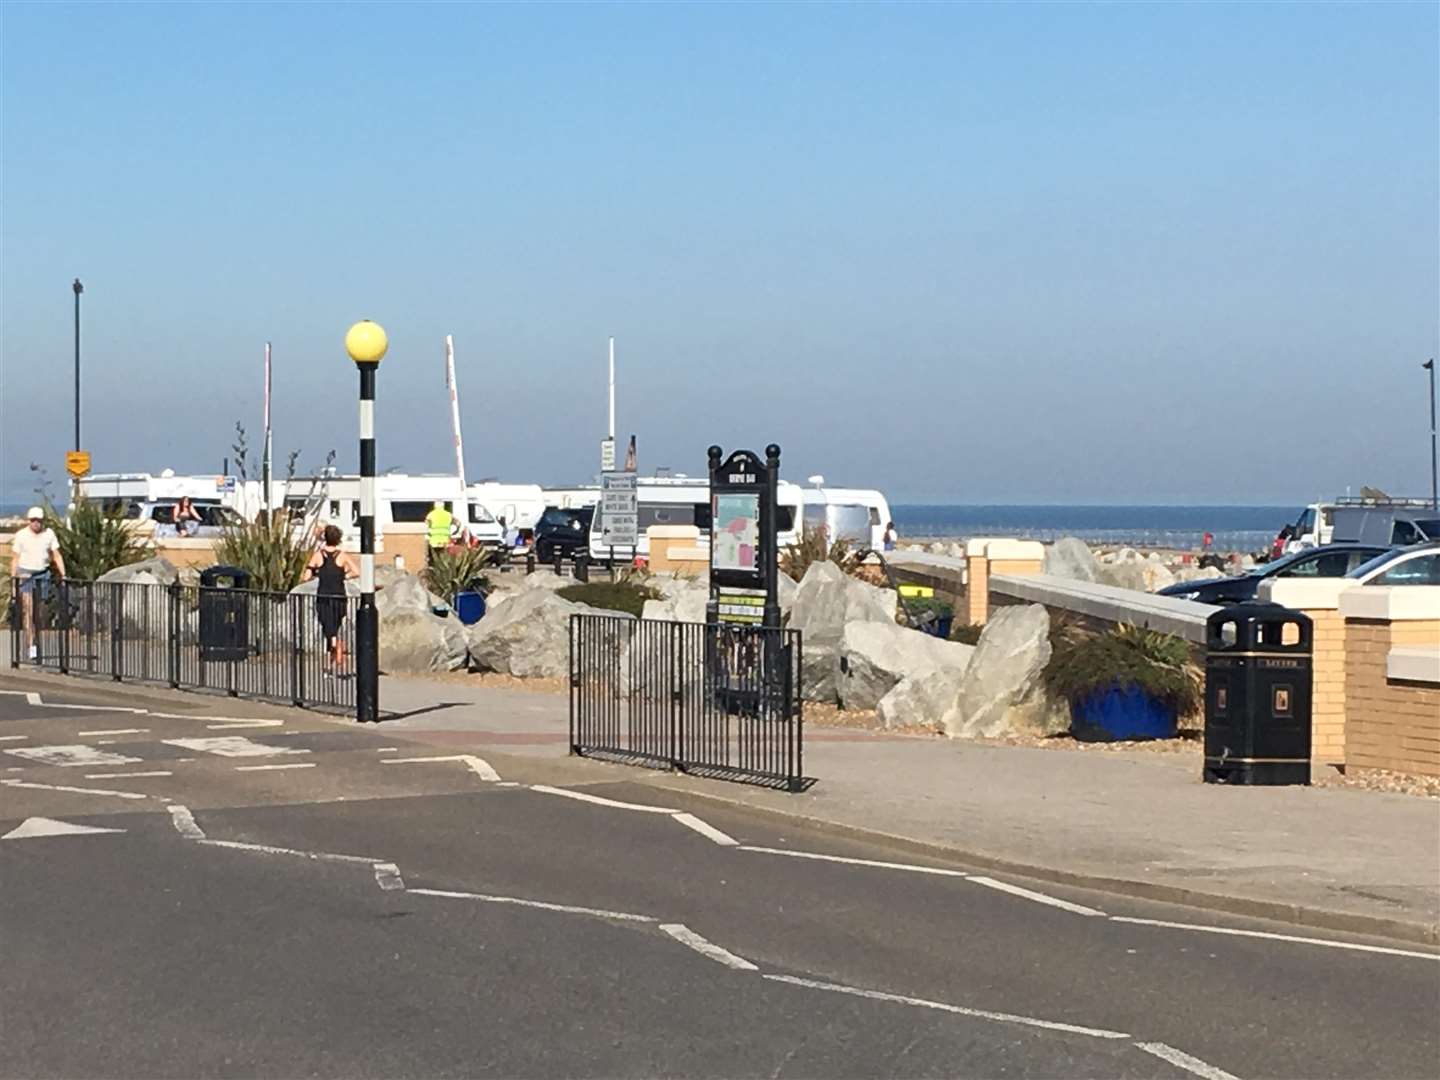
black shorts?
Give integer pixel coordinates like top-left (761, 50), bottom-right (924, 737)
top-left (316, 596), bottom-right (347, 641)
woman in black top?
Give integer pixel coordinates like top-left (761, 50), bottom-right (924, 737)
top-left (306, 525), bottom-right (358, 669)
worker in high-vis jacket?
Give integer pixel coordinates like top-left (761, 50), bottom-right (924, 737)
top-left (424, 501), bottom-right (454, 565)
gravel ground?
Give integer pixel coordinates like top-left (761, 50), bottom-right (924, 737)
top-left (1314, 767), bottom-right (1440, 799)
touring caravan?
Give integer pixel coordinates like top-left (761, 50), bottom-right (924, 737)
top-left (801, 486), bottom-right (893, 551)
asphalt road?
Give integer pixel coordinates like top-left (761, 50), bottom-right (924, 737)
top-left (2, 681), bottom-right (1437, 1080)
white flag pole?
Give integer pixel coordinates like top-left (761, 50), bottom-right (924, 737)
top-left (445, 335), bottom-right (469, 540)
top-left (262, 341), bottom-right (273, 516)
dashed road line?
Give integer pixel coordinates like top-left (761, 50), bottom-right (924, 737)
top-left (2, 778), bottom-right (150, 800)
top-left (168, 804), bottom-right (206, 840)
top-left (408, 888), bottom-right (656, 923)
top-left (739, 844), bottom-right (972, 878)
top-left (1109, 916), bottom-right (1440, 962)
top-left (197, 839), bottom-right (378, 865)
top-left (969, 876), bottom-right (1106, 917)
top-left (1134, 1041), bottom-right (1241, 1080)
top-left (0, 735), bottom-right (29, 742)
top-left (373, 863), bottom-right (406, 891)
top-left (83, 770), bottom-right (173, 779)
top-left (661, 924), bottom-right (758, 970)
top-left (529, 784), bottom-right (676, 813)
top-left (763, 973), bottom-right (1132, 1040)
top-left (671, 812), bottom-right (739, 846)
top-left (235, 762), bottom-right (317, 772)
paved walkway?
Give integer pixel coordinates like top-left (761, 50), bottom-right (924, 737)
top-left (374, 674), bottom-right (1440, 944)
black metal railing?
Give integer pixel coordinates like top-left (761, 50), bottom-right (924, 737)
top-left (8, 576), bottom-right (357, 712)
top-left (569, 613), bottom-right (807, 791)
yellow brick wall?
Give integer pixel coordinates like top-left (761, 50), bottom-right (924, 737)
top-left (966, 555), bottom-right (989, 626)
top-left (990, 558), bottom-right (1043, 576)
top-left (1306, 609), bottom-right (1348, 765)
top-left (1344, 619), bottom-right (1440, 777)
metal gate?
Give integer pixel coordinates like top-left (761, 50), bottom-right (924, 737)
top-left (569, 614), bottom-right (807, 791)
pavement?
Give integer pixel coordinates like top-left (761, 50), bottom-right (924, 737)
top-left (2, 673), bottom-right (1438, 1079)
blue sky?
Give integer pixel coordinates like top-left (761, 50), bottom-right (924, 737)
top-left (2, 2), bottom-right (1436, 505)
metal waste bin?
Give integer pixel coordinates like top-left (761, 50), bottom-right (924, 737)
top-left (1203, 602), bottom-right (1312, 785)
top-left (198, 565), bottom-right (250, 662)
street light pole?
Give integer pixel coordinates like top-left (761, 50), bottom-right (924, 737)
top-left (1425, 358), bottom-right (1437, 511)
top-left (72, 279), bottom-right (83, 452)
top-left (345, 320), bottom-right (389, 723)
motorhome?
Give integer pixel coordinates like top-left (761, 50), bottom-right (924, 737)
top-left (1329, 504), bottom-right (1440, 547)
top-left (280, 473), bottom-right (504, 551)
top-left (77, 471), bottom-right (260, 516)
top-left (467, 482), bottom-right (548, 534)
top-left (587, 476), bottom-right (803, 562)
top-left (543, 486), bottom-right (603, 511)
top-left (801, 486), bottom-right (893, 551)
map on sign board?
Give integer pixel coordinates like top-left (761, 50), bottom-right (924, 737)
top-left (712, 493), bottom-right (760, 572)
top-left (600, 472), bottom-right (637, 547)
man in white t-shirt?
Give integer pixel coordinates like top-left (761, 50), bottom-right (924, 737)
top-left (10, 506), bottom-right (66, 661)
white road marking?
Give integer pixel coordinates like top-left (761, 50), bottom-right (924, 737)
top-left (205, 721), bottom-right (286, 730)
top-left (5, 745), bottom-right (144, 768)
top-left (408, 888), bottom-right (655, 922)
top-left (740, 845), bottom-right (972, 878)
top-left (660, 924), bottom-right (758, 970)
top-left (163, 736), bottom-right (308, 758)
top-left (0, 735), bottom-right (29, 742)
top-left (529, 784), bottom-right (676, 813)
top-left (197, 839), bottom-right (378, 865)
top-left (2, 779), bottom-right (150, 799)
top-left (1110, 916), bottom-right (1440, 962)
top-left (168, 805), bottom-right (206, 840)
top-left (83, 771), bottom-right (173, 779)
top-left (2, 816), bottom-right (126, 840)
top-left (235, 762), bottom-right (317, 772)
top-left (968, 876), bottom-right (1106, 917)
top-left (1135, 1041), bottom-right (1241, 1080)
top-left (763, 974), bottom-right (1131, 1039)
top-left (373, 863), bottom-right (405, 891)
top-left (671, 812), bottom-right (739, 846)
top-left (76, 728), bottom-right (149, 737)
top-left (379, 754), bottom-right (502, 782)
top-left (375, 747), bottom-right (400, 752)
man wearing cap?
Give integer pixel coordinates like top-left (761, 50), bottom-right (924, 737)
top-left (10, 507), bottom-right (66, 661)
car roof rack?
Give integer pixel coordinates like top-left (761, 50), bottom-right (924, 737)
top-left (1333, 496), bottom-right (1438, 509)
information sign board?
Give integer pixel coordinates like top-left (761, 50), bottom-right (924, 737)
top-left (600, 471), bottom-right (637, 547)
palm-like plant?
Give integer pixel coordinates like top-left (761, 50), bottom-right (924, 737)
top-left (43, 498), bottom-right (147, 581)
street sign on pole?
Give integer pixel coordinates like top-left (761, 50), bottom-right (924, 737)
top-left (65, 451), bottom-right (91, 479)
top-left (600, 471), bottom-right (637, 547)
top-left (600, 437), bottom-right (616, 473)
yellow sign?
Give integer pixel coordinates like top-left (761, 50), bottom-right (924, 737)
top-left (65, 450), bottom-right (91, 478)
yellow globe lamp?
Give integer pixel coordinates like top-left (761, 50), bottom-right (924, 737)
top-left (345, 320), bottom-right (389, 365)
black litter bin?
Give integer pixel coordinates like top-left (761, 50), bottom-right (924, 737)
top-left (1203, 602), bottom-right (1312, 785)
top-left (198, 565), bottom-right (251, 662)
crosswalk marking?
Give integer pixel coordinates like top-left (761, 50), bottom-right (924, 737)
top-left (5, 745), bottom-right (145, 768)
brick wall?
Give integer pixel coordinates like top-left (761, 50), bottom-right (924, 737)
top-left (1344, 618), bottom-right (1440, 777)
top-left (1309, 609), bottom-right (1347, 765)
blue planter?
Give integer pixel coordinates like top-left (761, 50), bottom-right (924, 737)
top-left (921, 615), bottom-right (954, 639)
top-left (1072, 684), bottom-right (1176, 741)
top-left (454, 591), bottom-right (487, 626)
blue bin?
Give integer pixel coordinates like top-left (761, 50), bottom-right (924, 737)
top-left (1072, 684), bottom-right (1176, 741)
top-left (454, 591), bottom-right (486, 625)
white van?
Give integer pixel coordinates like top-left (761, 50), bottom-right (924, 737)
top-left (587, 477), bottom-right (803, 562)
top-left (801, 486), bottom-right (893, 551)
top-left (282, 474), bottom-right (503, 550)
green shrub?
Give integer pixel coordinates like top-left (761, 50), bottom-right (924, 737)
top-left (423, 548), bottom-right (492, 602)
top-left (558, 581), bottom-right (663, 618)
top-left (43, 498), bottom-right (147, 581)
top-left (215, 513), bottom-right (314, 594)
top-left (781, 525), bottom-right (861, 582)
top-left (1044, 623), bottom-right (1201, 715)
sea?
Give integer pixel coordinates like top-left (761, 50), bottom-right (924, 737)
top-left (891, 504), bottom-right (1294, 552)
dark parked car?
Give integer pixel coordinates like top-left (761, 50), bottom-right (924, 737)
top-left (1157, 543), bottom-right (1390, 605)
top-left (534, 506), bottom-right (594, 562)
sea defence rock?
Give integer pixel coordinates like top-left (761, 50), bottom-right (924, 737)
top-left (1042, 538), bottom-right (1104, 584)
top-left (941, 604), bottom-right (1069, 739)
top-left (641, 576), bottom-right (709, 623)
top-left (878, 666), bottom-right (969, 731)
top-left (1101, 561), bottom-right (1149, 592)
top-left (373, 572), bottom-right (447, 617)
top-left (467, 588), bottom-right (590, 679)
top-left (788, 561), bottom-right (899, 703)
top-left (837, 621), bottom-right (975, 711)
top-left (96, 556), bottom-right (181, 588)
top-left (292, 571), bottom-right (464, 672)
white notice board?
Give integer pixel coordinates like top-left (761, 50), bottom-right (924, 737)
top-left (600, 471), bottom-right (638, 547)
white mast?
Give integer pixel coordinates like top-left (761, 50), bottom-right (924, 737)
top-left (445, 335), bottom-right (469, 536)
top-left (262, 341), bottom-right (273, 516)
top-left (608, 335), bottom-right (616, 440)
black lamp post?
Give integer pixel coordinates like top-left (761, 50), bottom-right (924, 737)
top-left (345, 320), bottom-right (389, 723)
top-left (72, 279), bottom-right (83, 452)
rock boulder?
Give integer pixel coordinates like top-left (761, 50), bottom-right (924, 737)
top-left (878, 667), bottom-right (968, 731)
top-left (837, 621), bottom-right (974, 711)
top-left (96, 556), bottom-right (180, 588)
top-left (467, 587), bottom-right (591, 679)
top-left (380, 609), bottom-right (469, 673)
top-left (1043, 538), bottom-right (1103, 584)
top-left (788, 561), bottom-right (898, 703)
top-left (941, 604), bottom-right (1069, 739)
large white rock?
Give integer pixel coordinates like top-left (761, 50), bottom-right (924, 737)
top-left (380, 609), bottom-right (469, 673)
top-left (941, 604), bottom-right (1069, 739)
top-left (878, 666), bottom-right (969, 731)
top-left (777, 572), bottom-right (798, 619)
top-left (467, 587), bottom-right (592, 679)
top-left (1101, 562), bottom-right (1149, 592)
top-left (1043, 538), bottom-right (1103, 584)
top-left (96, 556), bottom-right (180, 588)
top-left (641, 577), bottom-right (709, 623)
top-left (1143, 563), bottom-right (1177, 592)
top-left (374, 572), bottom-right (447, 616)
top-left (837, 621), bottom-right (974, 711)
top-left (788, 561), bottom-right (898, 703)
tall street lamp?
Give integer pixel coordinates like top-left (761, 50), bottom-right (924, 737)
top-left (1425, 358), bottom-right (1437, 510)
top-left (345, 319), bottom-right (388, 723)
top-left (72, 279), bottom-right (83, 452)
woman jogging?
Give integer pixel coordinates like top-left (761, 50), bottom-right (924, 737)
top-left (305, 524), bottom-right (358, 671)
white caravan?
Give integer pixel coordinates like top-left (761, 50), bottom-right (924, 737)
top-left (280, 473), bottom-right (503, 549)
top-left (588, 476), bottom-right (803, 562)
top-left (543, 486), bottom-right (603, 511)
top-left (801, 485), bottom-right (893, 551)
top-left (467, 482), bottom-right (548, 533)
